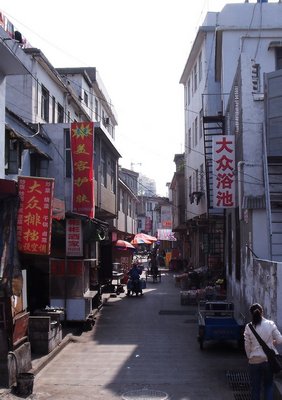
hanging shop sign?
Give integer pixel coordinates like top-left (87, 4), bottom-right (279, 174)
top-left (157, 229), bottom-right (177, 241)
top-left (17, 176), bottom-right (54, 255)
top-left (161, 205), bottom-right (172, 228)
top-left (212, 135), bottom-right (235, 208)
top-left (66, 219), bottom-right (83, 257)
top-left (71, 122), bottom-right (95, 218)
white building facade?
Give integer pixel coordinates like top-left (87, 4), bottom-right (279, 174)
top-left (180, 0), bottom-right (282, 322)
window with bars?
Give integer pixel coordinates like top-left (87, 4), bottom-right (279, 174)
top-left (57, 103), bottom-right (64, 123)
top-left (5, 136), bottom-right (23, 174)
top-left (41, 85), bottom-right (49, 122)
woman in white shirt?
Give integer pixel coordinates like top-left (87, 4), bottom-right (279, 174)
top-left (244, 303), bottom-right (282, 400)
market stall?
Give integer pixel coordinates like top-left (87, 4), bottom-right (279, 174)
top-left (49, 258), bottom-right (98, 325)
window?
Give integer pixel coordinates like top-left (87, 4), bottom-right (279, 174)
top-left (276, 48), bottom-right (282, 70)
top-left (101, 149), bottom-right (107, 187)
top-left (198, 51), bottom-right (202, 82)
top-left (188, 176), bottom-right (192, 196)
top-left (199, 109), bottom-right (203, 139)
top-left (30, 154), bottom-right (49, 177)
top-left (95, 99), bottom-right (99, 121)
top-left (52, 96), bottom-right (56, 123)
top-left (121, 190), bottom-right (125, 213)
top-left (41, 85), bottom-right (49, 122)
top-left (57, 103), bottom-right (64, 123)
top-left (147, 202), bottom-right (153, 211)
top-left (194, 117), bottom-right (198, 147)
top-left (84, 91), bottom-right (88, 107)
top-left (65, 129), bottom-right (71, 178)
top-left (193, 63), bottom-right (197, 92)
top-left (200, 163), bottom-right (204, 192)
top-left (195, 169), bottom-right (199, 192)
top-left (188, 78), bottom-right (191, 105)
top-left (188, 128), bottom-right (192, 153)
top-left (5, 136), bottom-right (23, 174)
top-left (128, 197), bottom-right (132, 217)
top-left (110, 159), bottom-right (116, 193)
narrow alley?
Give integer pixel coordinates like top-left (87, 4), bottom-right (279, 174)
top-left (2, 268), bottom-right (250, 400)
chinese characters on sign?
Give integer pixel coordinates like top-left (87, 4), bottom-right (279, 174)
top-left (66, 219), bottom-right (83, 257)
top-left (50, 259), bottom-right (83, 277)
top-left (212, 135), bottom-right (235, 208)
top-left (157, 229), bottom-right (177, 241)
top-left (17, 176), bottom-right (54, 255)
top-left (71, 122), bottom-right (95, 218)
top-left (161, 205), bottom-right (172, 228)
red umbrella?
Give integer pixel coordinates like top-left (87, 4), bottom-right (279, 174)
top-left (133, 233), bottom-right (158, 243)
top-left (131, 237), bottom-right (152, 245)
top-left (114, 239), bottom-right (135, 250)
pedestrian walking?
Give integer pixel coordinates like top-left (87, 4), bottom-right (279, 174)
top-left (244, 303), bottom-right (282, 400)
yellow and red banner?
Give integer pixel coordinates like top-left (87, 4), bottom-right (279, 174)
top-left (17, 176), bottom-right (54, 255)
top-left (71, 122), bottom-right (95, 218)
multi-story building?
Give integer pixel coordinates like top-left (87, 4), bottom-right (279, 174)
top-left (0, 14), bottom-right (127, 386)
top-left (180, 0), bottom-right (282, 323)
top-left (169, 154), bottom-right (188, 261)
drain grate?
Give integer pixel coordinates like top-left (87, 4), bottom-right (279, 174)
top-left (226, 370), bottom-right (251, 400)
top-left (159, 310), bottom-right (194, 315)
top-left (226, 370), bottom-right (250, 391)
top-left (122, 389), bottom-right (169, 400)
top-left (234, 393), bottom-right (251, 400)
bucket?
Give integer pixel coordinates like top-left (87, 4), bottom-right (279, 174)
top-left (16, 372), bottom-right (34, 397)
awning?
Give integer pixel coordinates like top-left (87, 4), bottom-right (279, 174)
top-left (242, 195), bottom-right (265, 209)
top-left (6, 125), bottom-right (52, 160)
top-left (268, 41), bottom-right (282, 50)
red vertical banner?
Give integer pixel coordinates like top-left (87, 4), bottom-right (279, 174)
top-left (17, 176), bottom-right (54, 255)
top-left (71, 122), bottom-right (95, 218)
top-left (212, 135), bottom-right (235, 208)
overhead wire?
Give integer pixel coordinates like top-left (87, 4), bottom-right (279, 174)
top-left (1, 5), bottom-right (267, 197)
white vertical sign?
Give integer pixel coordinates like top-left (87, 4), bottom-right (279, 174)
top-left (66, 219), bottom-right (83, 257)
top-left (212, 135), bottom-right (235, 208)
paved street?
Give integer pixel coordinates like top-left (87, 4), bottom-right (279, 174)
top-left (2, 270), bottom-right (251, 400)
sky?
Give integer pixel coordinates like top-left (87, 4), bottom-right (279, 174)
top-left (0, 0), bottom-right (251, 196)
